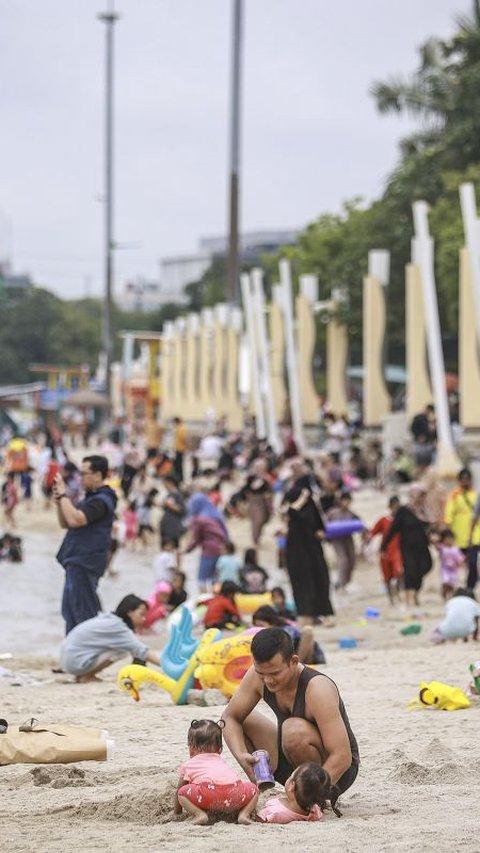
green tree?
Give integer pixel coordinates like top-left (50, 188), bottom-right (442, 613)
top-left (367, 0), bottom-right (480, 340)
top-left (0, 288), bottom-right (189, 385)
top-left (0, 289), bottom-right (64, 382)
top-left (58, 298), bottom-right (102, 367)
top-left (371, 1), bottom-right (480, 177)
top-left (184, 257), bottom-right (228, 310)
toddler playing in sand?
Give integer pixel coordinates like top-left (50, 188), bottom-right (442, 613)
top-left (257, 762), bottom-right (341, 824)
top-left (175, 719), bottom-right (258, 824)
top-left (431, 588), bottom-right (480, 642)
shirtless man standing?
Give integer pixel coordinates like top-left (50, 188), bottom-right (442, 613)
top-left (222, 627), bottom-right (359, 791)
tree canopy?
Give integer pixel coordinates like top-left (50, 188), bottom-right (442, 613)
top-left (0, 289), bottom-right (183, 385)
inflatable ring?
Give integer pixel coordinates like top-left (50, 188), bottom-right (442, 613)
top-left (235, 592), bottom-right (272, 614)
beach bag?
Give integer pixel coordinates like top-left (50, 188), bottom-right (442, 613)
top-left (408, 681), bottom-right (470, 711)
top-left (0, 719), bottom-right (113, 765)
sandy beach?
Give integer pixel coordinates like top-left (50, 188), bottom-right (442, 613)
top-left (1, 489), bottom-right (478, 852)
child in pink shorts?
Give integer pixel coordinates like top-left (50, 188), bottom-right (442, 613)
top-left (258, 762), bottom-right (342, 824)
top-left (175, 719), bottom-right (258, 825)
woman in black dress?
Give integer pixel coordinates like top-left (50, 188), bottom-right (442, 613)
top-left (382, 484), bottom-right (432, 609)
top-left (282, 475), bottom-right (334, 625)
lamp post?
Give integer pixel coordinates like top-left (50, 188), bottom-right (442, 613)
top-left (98, 1), bottom-right (119, 399)
top-left (227, 0), bottom-right (243, 304)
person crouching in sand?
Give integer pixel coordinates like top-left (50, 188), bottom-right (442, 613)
top-left (431, 588), bottom-right (480, 643)
top-left (221, 627), bottom-right (359, 794)
top-left (59, 594), bottom-right (160, 682)
top-left (258, 761), bottom-right (341, 823)
top-left (175, 719), bottom-right (258, 825)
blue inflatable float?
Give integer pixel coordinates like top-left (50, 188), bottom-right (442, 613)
top-left (325, 519), bottom-right (365, 539)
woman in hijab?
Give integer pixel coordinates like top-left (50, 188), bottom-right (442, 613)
top-left (188, 492), bottom-right (228, 535)
top-left (184, 492), bottom-right (229, 591)
top-left (281, 473), bottom-right (334, 626)
top-left (382, 484), bottom-right (432, 610)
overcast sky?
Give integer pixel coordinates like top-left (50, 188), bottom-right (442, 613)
top-left (0, 0), bottom-right (469, 299)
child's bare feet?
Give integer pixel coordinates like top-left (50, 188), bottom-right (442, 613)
top-left (238, 793), bottom-right (258, 824)
top-left (178, 796), bottom-right (209, 825)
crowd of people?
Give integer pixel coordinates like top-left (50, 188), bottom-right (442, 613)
top-left (2, 401), bottom-right (480, 826)
top-left (1, 405), bottom-right (479, 643)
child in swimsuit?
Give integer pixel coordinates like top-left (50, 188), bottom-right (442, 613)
top-left (175, 719), bottom-right (259, 825)
top-left (258, 762), bottom-right (341, 824)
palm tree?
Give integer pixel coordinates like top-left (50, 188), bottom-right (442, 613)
top-left (371, 1), bottom-right (480, 171)
top-left (371, 38), bottom-right (451, 134)
top-left (450, 0), bottom-right (480, 62)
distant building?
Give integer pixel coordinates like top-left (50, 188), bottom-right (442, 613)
top-left (199, 230), bottom-right (300, 258)
top-left (160, 230), bottom-right (300, 303)
top-left (119, 229), bottom-right (300, 312)
top-left (158, 254), bottom-right (210, 306)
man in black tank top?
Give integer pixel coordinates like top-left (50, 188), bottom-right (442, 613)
top-left (222, 627), bottom-right (359, 794)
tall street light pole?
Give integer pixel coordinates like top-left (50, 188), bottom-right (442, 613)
top-left (227, 0), bottom-right (243, 304)
top-left (98, 1), bottom-right (119, 399)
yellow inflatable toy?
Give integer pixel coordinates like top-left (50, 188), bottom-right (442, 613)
top-left (118, 627), bottom-right (219, 704)
top-left (194, 632), bottom-right (256, 697)
top-left (408, 681), bottom-right (471, 711)
top-left (235, 592), bottom-right (272, 614)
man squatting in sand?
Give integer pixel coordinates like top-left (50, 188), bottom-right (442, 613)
top-left (222, 627), bottom-right (359, 794)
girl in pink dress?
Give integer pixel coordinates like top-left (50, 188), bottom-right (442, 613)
top-left (436, 528), bottom-right (465, 600)
top-left (175, 719), bottom-right (258, 825)
top-left (122, 501), bottom-right (139, 549)
top-left (258, 762), bottom-right (342, 824)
